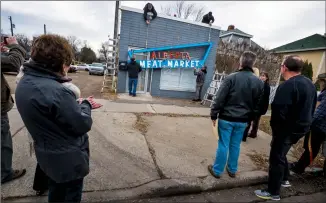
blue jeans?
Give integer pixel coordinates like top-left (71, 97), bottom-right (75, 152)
top-left (213, 119), bottom-right (247, 175)
top-left (1, 113), bottom-right (13, 183)
top-left (128, 78), bottom-right (138, 96)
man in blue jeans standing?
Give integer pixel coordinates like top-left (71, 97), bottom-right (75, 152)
top-left (209, 51), bottom-right (264, 179)
top-left (127, 57), bottom-right (142, 97)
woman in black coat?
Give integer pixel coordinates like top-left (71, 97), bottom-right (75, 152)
top-left (243, 72), bottom-right (270, 140)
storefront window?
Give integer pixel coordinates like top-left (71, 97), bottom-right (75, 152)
top-left (160, 68), bottom-right (196, 92)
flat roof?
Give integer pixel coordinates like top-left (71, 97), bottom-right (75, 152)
top-left (120, 6), bottom-right (221, 30)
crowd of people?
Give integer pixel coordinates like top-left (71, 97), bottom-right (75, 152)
top-left (209, 51), bottom-right (325, 201)
top-left (1, 34), bottom-right (325, 203)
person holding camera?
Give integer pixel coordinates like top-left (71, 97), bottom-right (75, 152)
top-left (1, 35), bottom-right (27, 184)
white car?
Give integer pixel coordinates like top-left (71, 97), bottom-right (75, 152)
top-left (89, 63), bottom-right (105, 75)
top-left (76, 64), bottom-right (90, 71)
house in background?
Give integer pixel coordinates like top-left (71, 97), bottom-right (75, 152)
top-left (219, 25), bottom-right (263, 50)
top-left (271, 33), bottom-right (326, 80)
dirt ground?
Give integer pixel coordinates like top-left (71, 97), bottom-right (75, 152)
top-left (4, 70), bottom-right (107, 99)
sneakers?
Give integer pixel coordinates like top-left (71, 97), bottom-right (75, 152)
top-left (226, 167), bottom-right (236, 178)
top-left (281, 180), bottom-right (291, 188)
top-left (254, 190), bottom-right (280, 201)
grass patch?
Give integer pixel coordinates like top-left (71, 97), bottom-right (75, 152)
top-left (133, 114), bottom-right (150, 134)
top-left (247, 150), bottom-right (269, 171)
top-left (259, 116), bottom-right (272, 135)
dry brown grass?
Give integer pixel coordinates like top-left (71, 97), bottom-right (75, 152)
top-left (133, 114), bottom-right (150, 134)
top-left (247, 150), bottom-right (269, 171)
top-left (259, 116), bottom-right (272, 135)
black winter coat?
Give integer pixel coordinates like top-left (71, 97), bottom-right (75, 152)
top-left (15, 61), bottom-right (92, 183)
top-left (127, 61), bottom-right (142, 78)
top-left (260, 82), bottom-right (271, 115)
top-left (210, 68), bottom-right (264, 122)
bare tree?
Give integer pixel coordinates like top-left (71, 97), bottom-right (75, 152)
top-left (98, 42), bottom-right (110, 62)
top-left (15, 33), bottom-right (32, 52)
top-left (66, 35), bottom-right (81, 58)
top-left (215, 40), bottom-right (282, 85)
top-left (161, 1), bottom-right (206, 22)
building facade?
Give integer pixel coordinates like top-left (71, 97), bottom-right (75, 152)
top-left (117, 6), bottom-right (220, 99)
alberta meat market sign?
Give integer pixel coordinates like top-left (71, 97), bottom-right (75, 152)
top-left (128, 42), bottom-right (213, 69)
top-left (138, 51), bottom-right (201, 69)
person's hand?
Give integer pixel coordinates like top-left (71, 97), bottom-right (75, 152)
top-left (212, 120), bottom-right (216, 127)
top-left (5, 37), bottom-right (18, 45)
top-left (86, 96), bottom-right (103, 109)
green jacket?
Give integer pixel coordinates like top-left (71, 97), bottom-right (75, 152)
top-left (1, 44), bottom-right (26, 114)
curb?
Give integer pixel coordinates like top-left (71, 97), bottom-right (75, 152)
top-left (3, 170), bottom-right (268, 202)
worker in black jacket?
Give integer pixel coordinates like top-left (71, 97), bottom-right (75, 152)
top-left (143, 3), bottom-right (157, 24)
top-left (1, 35), bottom-right (27, 184)
top-left (202, 12), bottom-right (215, 25)
top-left (127, 57), bottom-right (142, 97)
top-left (255, 55), bottom-right (317, 201)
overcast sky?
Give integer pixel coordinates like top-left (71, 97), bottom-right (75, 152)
top-left (1, 1), bottom-right (325, 54)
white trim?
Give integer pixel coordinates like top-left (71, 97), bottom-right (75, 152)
top-left (272, 47), bottom-right (326, 54)
top-left (228, 34), bottom-right (233, 43)
top-left (120, 6), bottom-right (221, 30)
top-left (220, 31), bottom-right (253, 38)
top-left (316, 51), bottom-right (326, 77)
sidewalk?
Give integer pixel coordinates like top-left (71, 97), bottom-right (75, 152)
top-left (2, 100), bottom-right (273, 201)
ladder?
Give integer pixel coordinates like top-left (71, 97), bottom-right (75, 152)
top-left (201, 71), bottom-right (227, 107)
top-left (101, 36), bottom-right (119, 93)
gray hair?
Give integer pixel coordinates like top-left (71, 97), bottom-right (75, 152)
top-left (239, 51), bottom-right (257, 68)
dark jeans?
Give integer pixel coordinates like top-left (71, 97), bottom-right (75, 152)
top-left (243, 116), bottom-right (261, 141)
top-left (195, 84), bottom-right (203, 100)
top-left (128, 78), bottom-right (138, 96)
top-left (48, 178), bottom-right (84, 203)
top-left (33, 163), bottom-right (48, 192)
top-left (268, 130), bottom-right (302, 196)
top-left (293, 127), bottom-right (326, 173)
top-left (1, 113), bottom-right (13, 182)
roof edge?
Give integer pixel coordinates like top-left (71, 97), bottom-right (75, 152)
top-left (219, 32), bottom-right (253, 38)
top-left (120, 6), bottom-right (221, 30)
top-left (272, 47), bottom-right (326, 53)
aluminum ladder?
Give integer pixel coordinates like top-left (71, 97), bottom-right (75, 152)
top-left (201, 71), bottom-right (227, 107)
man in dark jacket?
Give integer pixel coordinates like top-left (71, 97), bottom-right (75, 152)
top-left (208, 51), bottom-right (264, 179)
top-left (202, 12), bottom-right (215, 25)
top-left (127, 57), bottom-right (142, 97)
top-left (255, 55), bottom-right (317, 201)
top-left (193, 66), bottom-right (207, 101)
top-left (143, 3), bottom-right (157, 24)
top-left (1, 36), bottom-right (27, 184)
top-left (15, 34), bottom-right (94, 202)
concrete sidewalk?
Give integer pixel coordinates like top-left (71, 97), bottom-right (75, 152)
top-left (2, 101), bottom-right (273, 202)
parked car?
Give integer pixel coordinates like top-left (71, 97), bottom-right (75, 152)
top-left (76, 64), bottom-right (90, 71)
top-left (89, 63), bottom-right (105, 75)
top-left (69, 65), bottom-right (77, 73)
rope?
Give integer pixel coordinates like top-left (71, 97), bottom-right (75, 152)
top-left (308, 132), bottom-right (314, 164)
top-left (208, 24), bottom-right (212, 42)
top-left (145, 23), bottom-right (149, 49)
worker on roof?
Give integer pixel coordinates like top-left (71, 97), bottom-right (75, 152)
top-left (143, 3), bottom-right (157, 25)
top-left (202, 12), bottom-right (215, 25)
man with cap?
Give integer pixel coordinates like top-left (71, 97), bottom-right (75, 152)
top-left (127, 56), bottom-right (142, 97)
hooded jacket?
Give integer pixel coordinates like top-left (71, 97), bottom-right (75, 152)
top-left (15, 61), bottom-right (92, 183)
top-left (143, 3), bottom-right (157, 21)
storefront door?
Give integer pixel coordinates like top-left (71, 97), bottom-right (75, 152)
top-left (126, 47), bottom-right (149, 93)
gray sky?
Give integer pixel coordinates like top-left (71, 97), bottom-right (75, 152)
top-left (1, 1), bottom-right (325, 54)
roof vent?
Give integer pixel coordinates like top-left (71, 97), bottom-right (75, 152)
top-left (227, 25), bottom-right (235, 31)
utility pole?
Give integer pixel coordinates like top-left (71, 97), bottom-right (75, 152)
top-left (44, 24), bottom-right (47, 34)
top-left (8, 16), bottom-right (14, 36)
top-left (113, 1), bottom-right (120, 50)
